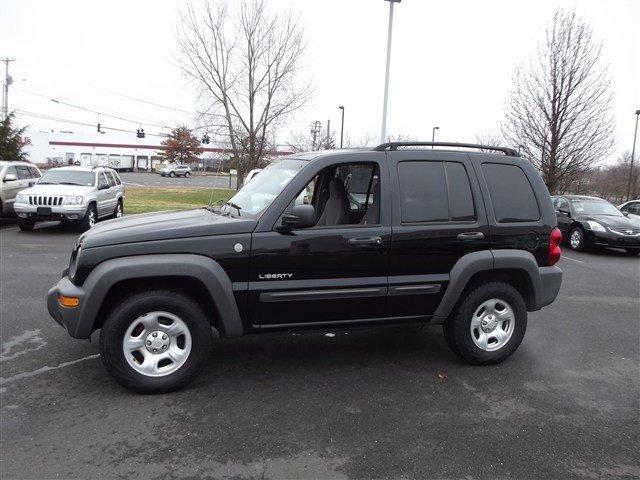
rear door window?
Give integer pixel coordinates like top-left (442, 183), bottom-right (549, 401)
top-left (482, 163), bottom-right (540, 222)
top-left (105, 171), bottom-right (117, 187)
top-left (98, 172), bottom-right (109, 189)
top-left (397, 161), bottom-right (476, 223)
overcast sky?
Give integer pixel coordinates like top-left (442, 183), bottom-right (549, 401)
top-left (1, 0), bottom-right (638, 163)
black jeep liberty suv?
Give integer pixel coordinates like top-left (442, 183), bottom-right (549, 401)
top-left (48, 142), bottom-right (563, 393)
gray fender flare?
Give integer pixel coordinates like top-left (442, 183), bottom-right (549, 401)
top-left (432, 249), bottom-right (555, 323)
top-left (76, 254), bottom-right (243, 338)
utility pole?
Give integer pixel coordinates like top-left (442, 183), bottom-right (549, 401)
top-left (626, 109), bottom-right (640, 201)
top-left (338, 106), bottom-right (345, 148)
top-left (326, 119), bottom-right (331, 149)
top-left (380, 0), bottom-right (401, 144)
top-left (2, 58), bottom-right (15, 121)
top-left (310, 120), bottom-right (321, 151)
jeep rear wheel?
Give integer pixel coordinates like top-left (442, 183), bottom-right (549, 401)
top-left (99, 290), bottom-right (213, 393)
top-left (443, 282), bottom-right (527, 365)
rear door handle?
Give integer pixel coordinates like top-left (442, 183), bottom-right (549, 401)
top-left (457, 231), bottom-right (484, 240)
top-left (348, 236), bottom-right (383, 246)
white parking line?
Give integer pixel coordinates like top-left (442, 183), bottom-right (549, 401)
top-left (561, 255), bottom-right (585, 264)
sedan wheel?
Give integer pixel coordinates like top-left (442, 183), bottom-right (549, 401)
top-left (569, 227), bottom-right (584, 250)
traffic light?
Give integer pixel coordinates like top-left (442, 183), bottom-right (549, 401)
top-left (136, 128), bottom-right (145, 139)
top-left (202, 134), bottom-right (210, 144)
top-left (97, 123), bottom-right (104, 134)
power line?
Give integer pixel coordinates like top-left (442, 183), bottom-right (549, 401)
top-left (14, 109), bottom-right (168, 137)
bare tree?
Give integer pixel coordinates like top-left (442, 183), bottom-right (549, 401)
top-left (502, 9), bottom-right (615, 194)
top-left (177, 0), bottom-right (311, 184)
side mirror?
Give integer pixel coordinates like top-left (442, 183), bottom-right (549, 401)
top-left (279, 204), bottom-right (316, 231)
top-left (3, 173), bottom-right (17, 182)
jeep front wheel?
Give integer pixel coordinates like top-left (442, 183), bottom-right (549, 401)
top-left (99, 290), bottom-right (213, 393)
top-left (443, 282), bottom-right (527, 365)
top-left (17, 218), bottom-right (35, 231)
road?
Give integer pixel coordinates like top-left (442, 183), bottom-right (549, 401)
top-left (1, 222), bottom-right (638, 479)
top-left (119, 172), bottom-right (238, 190)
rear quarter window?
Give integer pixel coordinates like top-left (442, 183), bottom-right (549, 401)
top-left (482, 163), bottom-right (540, 222)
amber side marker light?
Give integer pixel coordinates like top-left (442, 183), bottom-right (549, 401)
top-left (58, 295), bottom-right (80, 308)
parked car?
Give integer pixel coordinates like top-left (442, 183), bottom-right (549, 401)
top-left (14, 166), bottom-right (125, 231)
top-left (160, 164), bottom-right (191, 177)
top-left (618, 199), bottom-right (640, 220)
top-left (243, 168), bottom-right (262, 185)
top-left (47, 141), bottom-right (562, 393)
top-left (552, 195), bottom-right (640, 254)
top-left (0, 161), bottom-right (42, 217)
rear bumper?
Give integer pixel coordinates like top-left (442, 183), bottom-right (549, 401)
top-left (537, 265), bottom-right (563, 309)
top-left (47, 275), bottom-right (88, 338)
top-left (14, 203), bottom-right (87, 221)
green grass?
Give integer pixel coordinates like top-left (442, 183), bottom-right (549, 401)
top-left (124, 186), bottom-right (234, 215)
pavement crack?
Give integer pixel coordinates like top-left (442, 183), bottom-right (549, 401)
top-left (0, 354), bottom-right (100, 386)
top-left (1, 329), bottom-right (47, 361)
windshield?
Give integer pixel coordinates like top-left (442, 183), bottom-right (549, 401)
top-left (571, 199), bottom-right (622, 216)
top-left (38, 170), bottom-right (95, 186)
top-left (222, 159), bottom-right (307, 218)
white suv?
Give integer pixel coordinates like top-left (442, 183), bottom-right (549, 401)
top-left (13, 166), bottom-right (125, 231)
top-left (160, 164), bottom-right (191, 177)
top-left (0, 161), bottom-right (42, 217)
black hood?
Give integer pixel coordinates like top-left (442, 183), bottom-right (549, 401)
top-left (577, 213), bottom-right (639, 229)
top-left (82, 209), bottom-right (257, 248)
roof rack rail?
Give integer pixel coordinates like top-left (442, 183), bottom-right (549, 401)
top-left (372, 142), bottom-right (520, 157)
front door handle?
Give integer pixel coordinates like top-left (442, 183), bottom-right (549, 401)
top-left (457, 231), bottom-right (484, 240)
top-left (348, 236), bottom-right (383, 246)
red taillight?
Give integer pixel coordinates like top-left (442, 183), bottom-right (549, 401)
top-left (548, 227), bottom-right (562, 265)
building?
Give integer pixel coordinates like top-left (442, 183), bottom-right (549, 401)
top-left (24, 131), bottom-right (292, 171)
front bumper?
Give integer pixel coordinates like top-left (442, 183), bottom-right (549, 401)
top-left (47, 274), bottom-right (88, 338)
top-left (587, 230), bottom-right (640, 248)
top-left (14, 203), bottom-right (87, 221)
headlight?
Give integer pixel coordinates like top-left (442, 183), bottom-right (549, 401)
top-left (586, 221), bottom-right (606, 232)
top-left (64, 195), bottom-right (84, 205)
top-left (15, 194), bottom-right (28, 203)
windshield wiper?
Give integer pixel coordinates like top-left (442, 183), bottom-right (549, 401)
top-left (58, 182), bottom-right (85, 186)
top-left (223, 201), bottom-right (242, 217)
top-left (38, 181), bottom-right (54, 185)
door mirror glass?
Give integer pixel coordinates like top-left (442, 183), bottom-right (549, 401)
top-left (3, 173), bottom-right (17, 182)
top-left (281, 204), bottom-right (316, 230)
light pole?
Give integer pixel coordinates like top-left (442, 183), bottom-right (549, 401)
top-left (432, 126), bottom-right (439, 143)
top-left (626, 109), bottom-right (640, 201)
top-left (380, 0), bottom-right (401, 144)
top-left (338, 105), bottom-right (345, 149)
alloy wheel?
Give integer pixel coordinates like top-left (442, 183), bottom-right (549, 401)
top-left (469, 298), bottom-right (515, 351)
top-left (122, 311), bottom-right (192, 377)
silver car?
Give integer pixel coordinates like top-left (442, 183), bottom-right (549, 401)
top-left (160, 163), bottom-right (191, 177)
top-left (0, 161), bottom-right (42, 217)
top-left (13, 166), bottom-right (125, 231)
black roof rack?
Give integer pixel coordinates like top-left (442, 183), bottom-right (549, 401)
top-left (372, 142), bottom-right (520, 157)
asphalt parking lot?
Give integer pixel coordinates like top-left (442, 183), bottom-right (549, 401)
top-left (1, 222), bottom-right (638, 479)
top-left (120, 171), bottom-right (238, 189)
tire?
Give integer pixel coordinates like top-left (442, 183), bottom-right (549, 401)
top-left (99, 290), bottom-right (213, 393)
top-left (170, 171), bottom-right (176, 177)
top-left (80, 204), bottom-right (97, 231)
top-left (17, 218), bottom-right (35, 231)
top-left (569, 226), bottom-right (587, 251)
top-left (185, 172), bottom-right (190, 178)
top-left (442, 282), bottom-right (527, 365)
top-left (113, 199), bottom-right (123, 219)
top-left (625, 248), bottom-right (640, 256)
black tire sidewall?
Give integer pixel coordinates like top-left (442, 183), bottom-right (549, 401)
top-left (17, 218), bottom-right (35, 231)
top-left (81, 204), bottom-right (96, 231)
top-left (446, 282), bottom-right (527, 365)
top-left (99, 290), bottom-right (213, 393)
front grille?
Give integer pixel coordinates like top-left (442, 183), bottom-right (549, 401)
top-left (28, 196), bottom-right (64, 206)
top-left (609, 226), bottom-right (640, 236)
